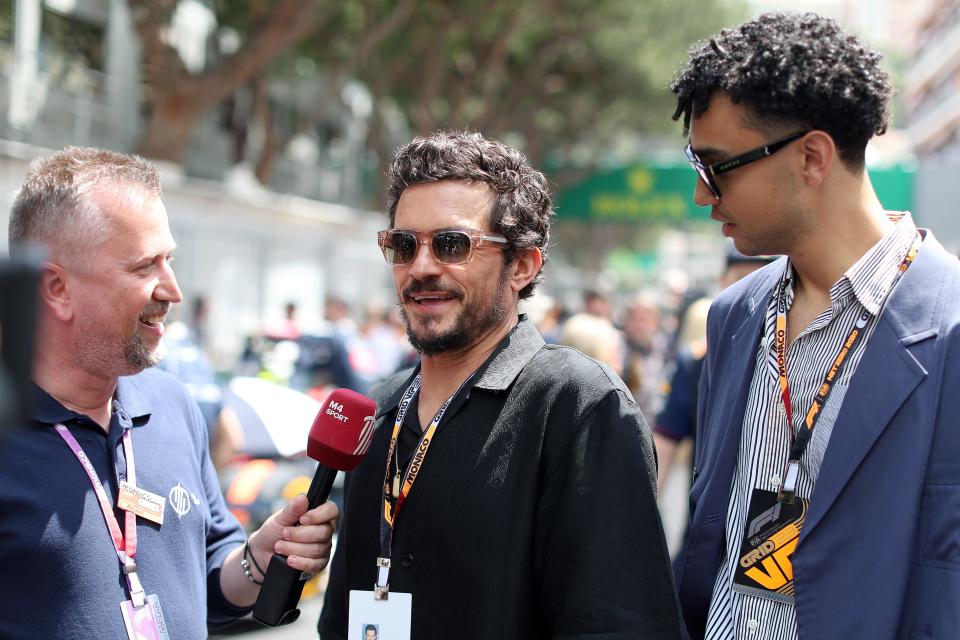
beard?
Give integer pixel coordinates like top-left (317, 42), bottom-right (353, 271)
top-left (77, 323), bottom-right (164, 377)
top-left (399, 268), bottom-right (511, 357)
top-left (76, 303), bottom-right (170, 377)
top-left (124, 325), bottom-right (165, 369)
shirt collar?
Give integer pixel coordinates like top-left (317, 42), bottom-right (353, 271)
top-left (841, 211), bottom-right (917, 315)
top-left (375, 315), bottom-right (545, 417)
top-left (779, 212), bottom-right (918, 317)
top-left (473, 315), bottom-right (545, 391)
top-left (28, 374), bottom-right (154, 427)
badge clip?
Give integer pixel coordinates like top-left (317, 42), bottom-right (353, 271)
top-left (374, 558), bottom-right (391, 600)
top-left (123, 559), bottom-right (146, 608)
top-left (778, 460), bottom-right (800, 504)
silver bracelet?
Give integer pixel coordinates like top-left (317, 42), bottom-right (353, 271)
top-left (241, 538), bottom-right (263, 585)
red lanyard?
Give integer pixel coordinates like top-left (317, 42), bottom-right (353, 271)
top-left (775, 235), bottom-right (920, 502)
top-left (55, 423), bottom-right (146, 607)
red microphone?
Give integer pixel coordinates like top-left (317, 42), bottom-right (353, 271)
top-left (254, 388), bottom-right (377, 627)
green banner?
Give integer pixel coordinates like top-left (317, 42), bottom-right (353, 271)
top-left (555, 164), bottom-right (914, 222)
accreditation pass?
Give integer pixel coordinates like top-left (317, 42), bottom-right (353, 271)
top-left (348, 590), bottom-right (411, 639)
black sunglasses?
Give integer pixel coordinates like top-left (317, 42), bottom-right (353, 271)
top-left (684, 131), bottom-right (809, 199)
top-left (377, 228), bottom-right (508, 265)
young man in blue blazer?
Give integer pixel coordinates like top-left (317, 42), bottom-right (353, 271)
top-left (671, 12), bottom-right (960, 640)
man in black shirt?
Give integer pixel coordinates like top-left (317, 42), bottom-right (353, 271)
top-left (319, 131), bottom-right (682, 639)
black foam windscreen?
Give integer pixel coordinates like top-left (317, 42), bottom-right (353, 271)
top-left (0, 252), bottom-right (41, 431)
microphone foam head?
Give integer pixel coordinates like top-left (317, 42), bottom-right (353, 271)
top-left (306, 388), bottom-right (377, 471)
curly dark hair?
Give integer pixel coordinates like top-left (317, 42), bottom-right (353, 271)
top-left (386, 130), bottom-right (553, 300)
top-left (671, 12), bottom-right (892, 169)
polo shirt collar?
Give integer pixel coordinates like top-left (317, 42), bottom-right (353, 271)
top-left (375, 314), bottom-right (545, 417)
top-left (28, 374), bottom-right (153, 427)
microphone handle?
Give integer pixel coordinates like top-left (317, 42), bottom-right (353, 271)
top-left (306, 464), bottom-right (338, 509)
top-left (253, 463), bottom-right (340, 626)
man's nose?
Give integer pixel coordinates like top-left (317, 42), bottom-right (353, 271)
top-left (407, 238), bottom-right (443, 279)
top-left (156, 260), bottom-right (183, 304)
top-left (692, 176), bottom-right (719, 208)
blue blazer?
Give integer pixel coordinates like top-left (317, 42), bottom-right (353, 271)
top-left (676, 231), bottom-right (960, 640)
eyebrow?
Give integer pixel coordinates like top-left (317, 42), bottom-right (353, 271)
top-left (130, 246), bottom-right (177, 267)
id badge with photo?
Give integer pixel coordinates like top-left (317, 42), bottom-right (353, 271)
top-left (731, 489), bottom-right (808, 604)
top-left (348, 590), bottom-right (412, 640)
top-left (119, 594), bottom-right (170, 640)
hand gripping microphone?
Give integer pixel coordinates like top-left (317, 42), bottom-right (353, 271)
top-left (253, 388), bottom-right (377, 626)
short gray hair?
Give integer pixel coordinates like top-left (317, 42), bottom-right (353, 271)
top-left (9, 147), bottom-right (161, 263)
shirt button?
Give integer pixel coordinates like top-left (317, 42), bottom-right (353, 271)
top-left (400, 552), bottom-right (414, 569)
top-left (747, 618), bottom-right (760, 631)
top-left (770, 474), bottom-right (781, 488)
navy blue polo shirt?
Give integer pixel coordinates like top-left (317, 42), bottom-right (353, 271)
top-left (0, 368), bottom-right (249, 639)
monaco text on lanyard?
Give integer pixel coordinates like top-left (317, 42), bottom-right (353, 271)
top-left (775, 234), bottom-right (921, 503)
top-left (55, 410), bottom-right (170, 639)
top-left (375, 372), bottom-right (475, 600)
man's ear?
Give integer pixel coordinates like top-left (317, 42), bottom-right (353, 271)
top-left (798, 130), bottom-right (837, 187)
top-left (39, 262), bottom-right (74, 322)
top-left (509, 247), bottom-right (543, 294)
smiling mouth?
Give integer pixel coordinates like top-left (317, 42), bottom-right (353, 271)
top-left (408, 293), bottom-right (458, 309)
top-left (139, 315), bottom-right (165, 328)
top-left (139, 306), bottom-right (170, 328)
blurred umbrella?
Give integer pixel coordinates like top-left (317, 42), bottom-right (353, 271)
top-left (222, 377), bottom-right (322, 458)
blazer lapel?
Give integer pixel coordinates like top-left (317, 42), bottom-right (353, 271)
top-left (699, 270), bottom-right (776, 512)
top-left (801, 237), bottom-right (946, 537)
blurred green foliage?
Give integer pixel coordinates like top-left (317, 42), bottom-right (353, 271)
top-left (147, 0), bottom-right (744, 173)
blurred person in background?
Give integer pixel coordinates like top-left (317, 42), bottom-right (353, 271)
top-left (622, 292), bottom-right (669, 423)
top-left (654, 246), bottom-right (776, 491)
top-left (266, 301), bottom-right (302, 341)
top-left (158, 313), bottom-right (242, 472)
top-left (358, 303), bottom-right (412, 382)
top-left (319, 130), bottom-right (682, 639)
top-left (189, 294), bottom-right (210, 349)
top-left (324, 294), bottom-right (359, 339)
top-left (672, 13), bottom-right (960, 639)
top-left (559, 311), bottom-right (626, 376)
top-left (0, 147), bottom-right (338, 639)
top-left (538, 297), bottom-right (567, 344)
top-left (582, 286), bottom-right (613, 319)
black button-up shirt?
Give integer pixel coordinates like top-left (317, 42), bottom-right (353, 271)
top-left (319, 316), bottom-right (683, 638)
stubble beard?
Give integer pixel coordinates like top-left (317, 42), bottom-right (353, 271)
top-left (400, 270), bottom-right (511, 357)
top-left (77, 323), bottom-right (163, 378)
top-left (125, 326), bottom-right (164, 370)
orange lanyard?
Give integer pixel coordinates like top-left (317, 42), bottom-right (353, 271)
top-left (374, 372), bottom-right (474, 598)
top-left (775, 235), bottom-right (920, 502)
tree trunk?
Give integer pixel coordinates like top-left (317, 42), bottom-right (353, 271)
top-left (253, 78), bottom-right (279, 185)
top-left (137, 92), bottom-right (205, 163)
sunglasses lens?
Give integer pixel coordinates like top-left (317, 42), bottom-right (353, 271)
top-left (432, 232), bottom-right (473, 264)
top-left (383, 231), bottom-right (417, 264)
top-left (686, 146), bottom-right (720, 199)
top-left (697, 167), bottom-right (718, 197)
